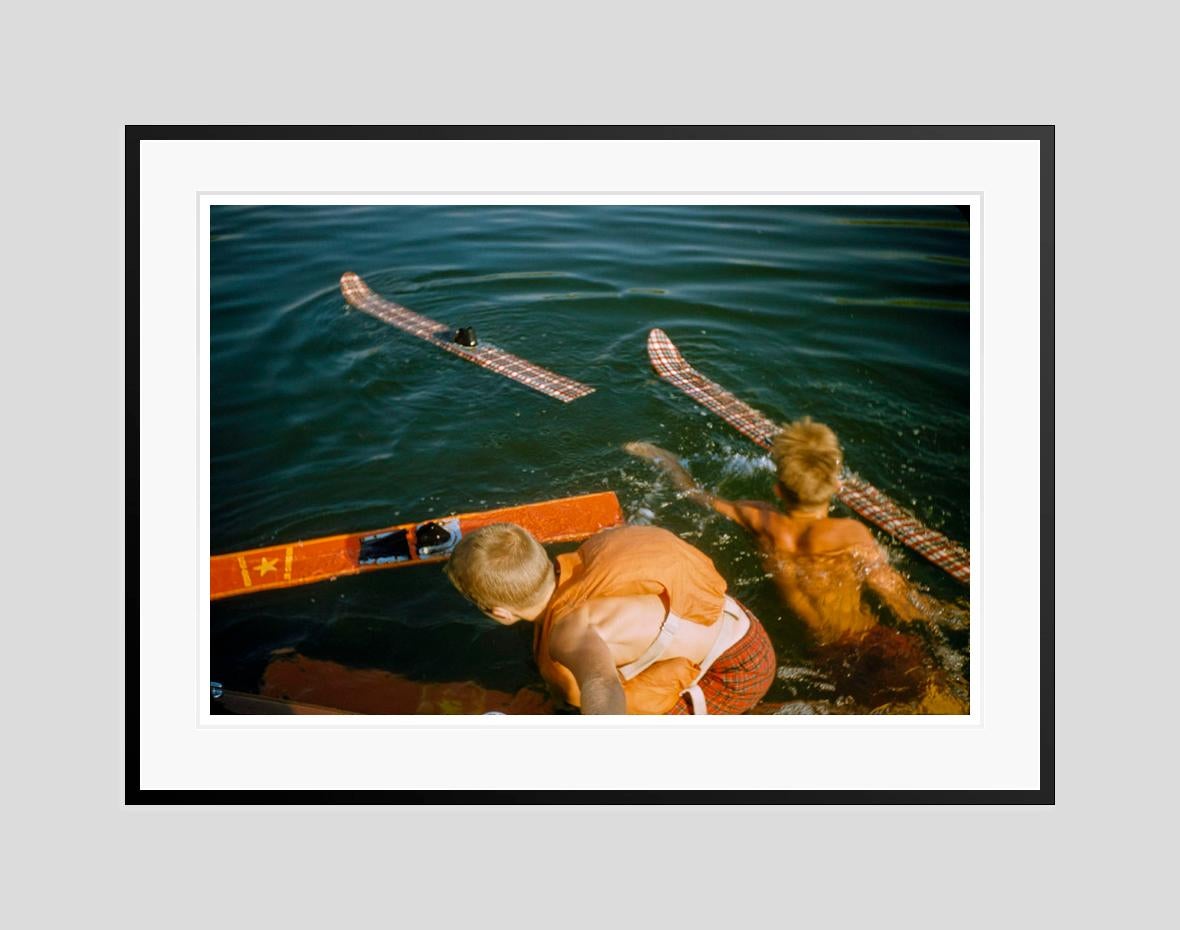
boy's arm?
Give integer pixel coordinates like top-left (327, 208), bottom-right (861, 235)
top-left (548, 606), bottom-right (627, 714)
top-left (862, 534), bottom-right (966, 626)
top-left (624, 441), bottom-right (777, 539)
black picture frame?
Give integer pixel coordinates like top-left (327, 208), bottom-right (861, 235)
top-left (127, 125), bottom-right (1053, 805)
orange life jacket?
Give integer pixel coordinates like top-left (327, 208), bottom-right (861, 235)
top-left (534, 525), bottom-right (728, 713)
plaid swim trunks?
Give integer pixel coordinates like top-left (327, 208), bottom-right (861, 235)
top-left (667, 600), bottom-right (776, 715)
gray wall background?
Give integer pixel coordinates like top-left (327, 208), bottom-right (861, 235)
top-left (5, 1), bottom-right (1162, 926)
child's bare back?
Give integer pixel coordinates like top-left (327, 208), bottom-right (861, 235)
top-left (625, 438), bottom-right (955, 644)
top-left (723, 500), bottom-right (883, 643)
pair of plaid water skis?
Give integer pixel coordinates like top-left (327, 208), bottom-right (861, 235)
top-left (339, 274), bottom-right (969, 584)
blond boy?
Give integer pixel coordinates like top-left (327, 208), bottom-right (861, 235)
top-left (625, 419), bottom-right (962, 646)
top-left (445, 523), bottom-right (776, 715)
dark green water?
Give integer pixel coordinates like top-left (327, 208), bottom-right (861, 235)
top-left (211, 205), bottom-right (969, 712)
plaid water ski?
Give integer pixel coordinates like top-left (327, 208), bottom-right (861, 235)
top-left (341, 273), bottom-right (594, 403)
top-left (647, 328), bottom-right (970, 584)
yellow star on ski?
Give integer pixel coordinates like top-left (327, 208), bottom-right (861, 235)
top-left (255, 556), bottom-right (279, 577)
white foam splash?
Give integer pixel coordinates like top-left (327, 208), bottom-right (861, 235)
top-left (776, 665), bottom-right (837, 693)
top-left (713, 451), bottom-right (775, 478)
top-left (769, 701), bottom-right (833, 715)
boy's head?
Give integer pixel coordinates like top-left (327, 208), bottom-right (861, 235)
top-left (444, 523), bottom-right (555, 623)
top-left (771, 417), bottom-right (844, 508)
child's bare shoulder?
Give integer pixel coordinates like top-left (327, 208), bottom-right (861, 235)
top-left (731, 499), bottom-right (780, 517)
top-left (799, 517), bottom-right (877, 555)
top-left (728, 499), bottom-right (788, 533)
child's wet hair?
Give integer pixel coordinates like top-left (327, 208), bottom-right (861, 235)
top-left (772, 417), bottom-right (844, 506)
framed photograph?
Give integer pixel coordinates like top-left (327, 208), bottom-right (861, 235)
top-left (130, 126), bottom-right (1052, 803)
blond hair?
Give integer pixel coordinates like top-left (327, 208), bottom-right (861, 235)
top-left (444, 523), bottom-right (554, 611)
top-left (772, 417), bottom-right (843, 506)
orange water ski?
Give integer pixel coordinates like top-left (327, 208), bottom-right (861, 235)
top-left (252, 655), bottom-right (557, 715)
top-left (215, 654), bottom-right (813, 716)
top-left (216, 690), bottom-right (359, 715)
top-left (211, 490), bottom-right (624, 600)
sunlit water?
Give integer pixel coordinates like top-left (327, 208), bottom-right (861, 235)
top-left (211, 205), bottom-right (969, 713)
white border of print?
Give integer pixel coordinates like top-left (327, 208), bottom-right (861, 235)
top-left (141, 137), bottom-right (1038, 792)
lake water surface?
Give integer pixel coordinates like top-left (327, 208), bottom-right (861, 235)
top-left (210, 204), bottom-right (970, 713)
